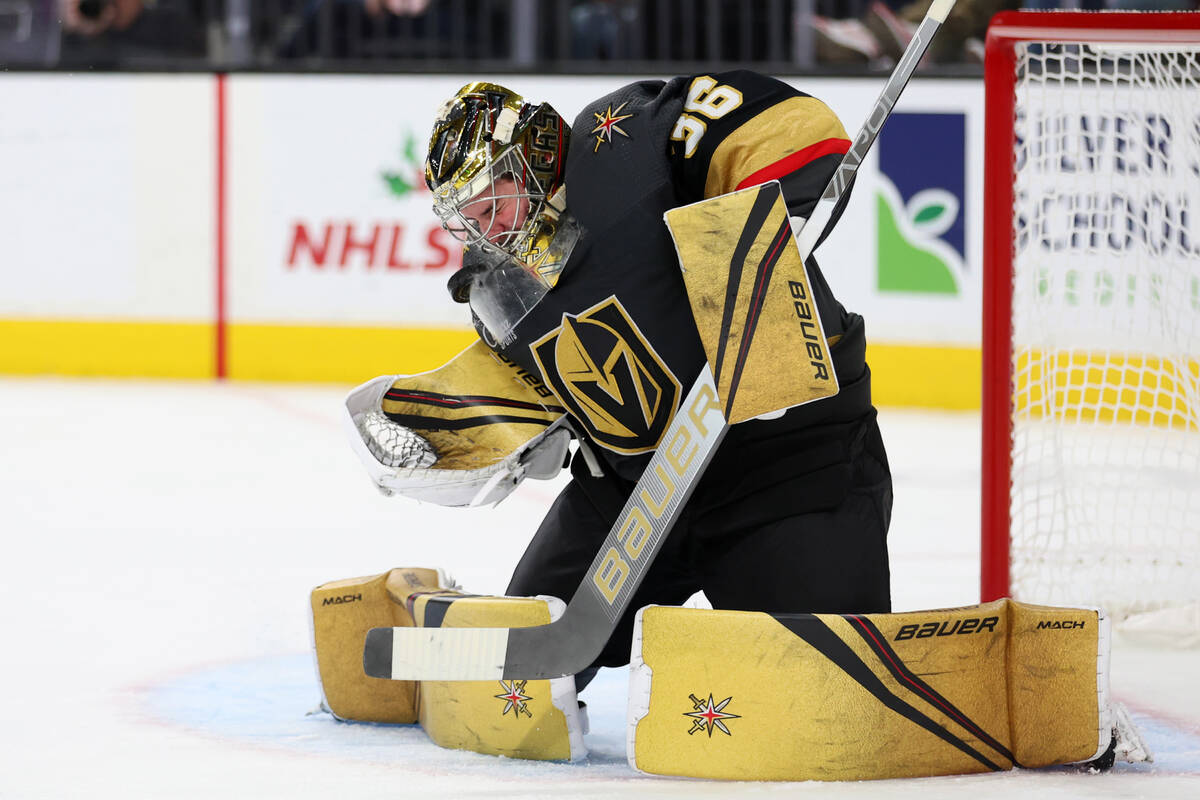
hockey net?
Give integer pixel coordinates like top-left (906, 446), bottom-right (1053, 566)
top-left (982, 11), bottom-right (1200, 636)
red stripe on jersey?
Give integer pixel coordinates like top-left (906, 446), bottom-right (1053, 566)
top-left (734, 138), bottom-right (852, 191)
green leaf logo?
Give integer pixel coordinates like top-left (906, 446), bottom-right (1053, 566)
top-left (914, 203), bottom-right (943, 225)
top-left (382, 172), bottom-right (414, 197)
top-left (906, 188), bottom-right (958, 239)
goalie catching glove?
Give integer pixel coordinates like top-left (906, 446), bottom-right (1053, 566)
top-left (344, 340), bottom-right (570, 507)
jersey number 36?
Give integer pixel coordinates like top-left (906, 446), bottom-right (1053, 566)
top-left (671, 76), bottom-right (745, 158)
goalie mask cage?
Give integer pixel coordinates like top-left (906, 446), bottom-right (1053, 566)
top-left (982, 11), bottom-right (1200, 622)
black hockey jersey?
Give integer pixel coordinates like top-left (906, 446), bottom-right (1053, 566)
top-left (495, 71), bottom-right (875, 486)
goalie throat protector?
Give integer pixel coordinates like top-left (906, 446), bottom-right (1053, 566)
top-left (427, 82), bottom-right (579, 344)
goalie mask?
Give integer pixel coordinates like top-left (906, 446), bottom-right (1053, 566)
top-left (426, 82), bottom-right (578, 345)
top-left (426, 83), bottom-right (570, 259)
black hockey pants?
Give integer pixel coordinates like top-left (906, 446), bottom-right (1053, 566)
top-left (506, 405), bottom-right (893, 685)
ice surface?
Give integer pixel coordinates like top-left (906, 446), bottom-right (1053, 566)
top-left (1, 377), bottom-right (1197, 798)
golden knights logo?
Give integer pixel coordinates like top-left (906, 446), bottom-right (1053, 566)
top-left (684, 693), bottom-right (740, 737)
top-left (495, 680), bottom-right (533, 719)
top-left (531, 296), bottom-right (680, 455)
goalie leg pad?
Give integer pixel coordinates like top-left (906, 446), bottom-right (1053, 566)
top-left (312, 568), bottom-right (585, 760)
top-left (414, 593), bottom-right (587, 761)
top-left (628, 599), bottom-right (1125, 781)
top-left (1006, 600), bottom-right (1111, 768)
top-left (310, 567), bottom-right (451, 723)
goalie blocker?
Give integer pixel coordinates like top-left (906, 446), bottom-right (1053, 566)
top-left (627, 599), bottom-right (1150, 781)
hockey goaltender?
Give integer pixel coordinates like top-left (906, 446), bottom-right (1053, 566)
top-left (307, 56), bottom-right (1151, 781)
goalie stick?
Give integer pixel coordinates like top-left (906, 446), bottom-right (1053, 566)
top-left (363, 0), bottom-right (959, 681)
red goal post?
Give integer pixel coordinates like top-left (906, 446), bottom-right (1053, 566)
top-left (982, 11), bottom-right (1200, 615)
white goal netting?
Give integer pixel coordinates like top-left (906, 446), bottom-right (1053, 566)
top-left (1007, 38), bottom-right (1200, 622)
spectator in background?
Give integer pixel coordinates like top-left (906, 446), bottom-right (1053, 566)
top-left (896, 0), bottom-right (1019, 62)
top-left (1024, 0), bottom-right (1195, 8)
top-left (813, 0), bottom-right (1200, 65)
top-left (60, 0), bottom-right (142, 36)
top-left (363, 0), bottom-right (429, 17)
top-left (277, 0), bottom-right (505, 62)
top-left (58, 0), bottom-right (207, 66)
top-left (1109, 0), bottom-right (1197, 8)
top-left (892, 0), bottom-right (1198, 60)
top-left (0, 0), bottom-right (60, 65)
top-left (809, 1), bottom-right (881, 65)
top-left (570, 0), bottom-right (637, 60)
top-left (812, 0), bottom-right (1019, 65)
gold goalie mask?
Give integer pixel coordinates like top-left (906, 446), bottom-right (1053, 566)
top-left (426, 83), bottom-right (579, 346)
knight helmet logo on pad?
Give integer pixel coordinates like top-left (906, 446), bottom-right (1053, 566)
top-left (875, 112), bottom-right (967, 296)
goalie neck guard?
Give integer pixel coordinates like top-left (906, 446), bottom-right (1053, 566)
top-left (450, 213), bottom-right (582, 348)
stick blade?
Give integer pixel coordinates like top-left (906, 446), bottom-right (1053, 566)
top-left (362, 626), bottom-right (509, 680)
